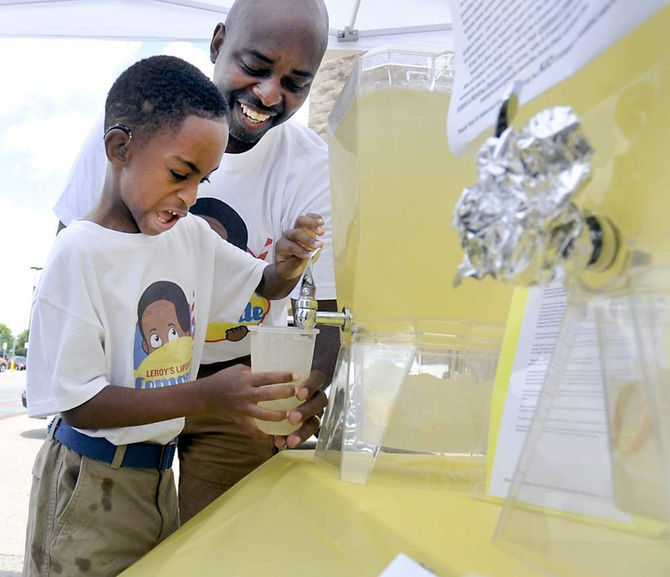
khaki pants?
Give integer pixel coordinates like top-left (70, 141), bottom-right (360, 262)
top-left (177, 415), bottom-right (276, 523)
top-left (23, 435), bottom-right (178, 577)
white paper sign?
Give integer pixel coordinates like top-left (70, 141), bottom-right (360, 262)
top-left (378, 553), bottom-right (438, 577)
top-left (488, 284), bottom-right (567, 499)
top-left (488, 283), bottom-right (631, 521)
top-left (447, 0), bottom-right (666, 154)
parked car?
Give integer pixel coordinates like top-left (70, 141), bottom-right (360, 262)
top-left (0, 356), bottom-right (7, 372)
top-left (12, 355), bottom-right (27, 370)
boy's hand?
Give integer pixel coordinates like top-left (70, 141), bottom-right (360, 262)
top-left (273, 368), bottom-right (328, 450)
top-left (274, 213), bottom-right (324, 280)
top-left (202, 364), bottom-right (297, 438)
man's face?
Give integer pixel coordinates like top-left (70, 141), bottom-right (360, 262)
top-left (210, 9), bottom-right (326, 153)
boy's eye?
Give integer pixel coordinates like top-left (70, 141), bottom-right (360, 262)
top-left (168, 327), bottom-right (179, 342)
top-left (171, 170), bottom-right (187, 181)
top-left (150, 334), bottom-right (163, 349)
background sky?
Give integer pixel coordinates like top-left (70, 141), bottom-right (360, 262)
top-left (0, 37), bottom-right (308, 345)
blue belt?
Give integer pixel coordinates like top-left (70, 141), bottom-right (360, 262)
top-left (49, 418), bottom-right (176, 470)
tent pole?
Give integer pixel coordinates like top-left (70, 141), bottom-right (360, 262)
top-left (348, 0), bottom-right (362, 30)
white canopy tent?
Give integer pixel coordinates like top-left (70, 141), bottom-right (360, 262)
top-left (0, 0), bottom-right (454, 51)
top-left (0, 0), bottom-right (454, 337)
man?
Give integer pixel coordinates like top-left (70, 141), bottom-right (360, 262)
top-left (52, 0), bottom-right (339, 523)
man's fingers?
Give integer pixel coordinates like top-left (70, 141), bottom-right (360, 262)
top-left (286, 415), bottom-right (321, 448)
top-left (296, 370), bottom-right (326, 400)
top-left (273, 435), bottom-right (287, 450)
top-left (287, 390), bottom-right (327, 425)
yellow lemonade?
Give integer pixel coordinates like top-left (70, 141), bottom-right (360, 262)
top-left (329, 86), bottom-right (514, 329)
top-left (330, 7), bottom-right (670, 324)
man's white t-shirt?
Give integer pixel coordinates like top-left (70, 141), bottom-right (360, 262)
top-left (27, 215), bottom-right (266, 445)
top-left (54, 117), bottom-right (336, 364)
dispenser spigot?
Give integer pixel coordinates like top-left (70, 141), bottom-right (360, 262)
top-left (294, 247), bottom-right (352, 332)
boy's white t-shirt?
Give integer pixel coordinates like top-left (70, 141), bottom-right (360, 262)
top-left (54, 117), bottom-right (336, 364)
top-left (27, 215), bottom-right (266, 445)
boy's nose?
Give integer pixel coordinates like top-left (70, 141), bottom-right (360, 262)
top-left (177, 185), bottom-right (198, 209)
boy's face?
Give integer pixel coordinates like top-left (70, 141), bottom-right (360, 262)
top-left (210, 6), bottom-right (325, 152)
top-left (107, 115), bottom-right (228, 235)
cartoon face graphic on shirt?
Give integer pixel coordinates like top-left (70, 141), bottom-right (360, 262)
top-left (139, 299), bottom-right (190, 354)
top-left (134, 280), bottom-right (194, 389)
top-left (190, 197), bottom-right (271, 343)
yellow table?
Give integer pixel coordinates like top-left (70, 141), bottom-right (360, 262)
top-left (120, 451), bottom-right (541, 577)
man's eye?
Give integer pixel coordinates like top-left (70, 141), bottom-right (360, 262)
top-left (171, 170), bottom-right (187, 181)
top-left (240, 62), bottom-right (263, 75)
top-left (200, 177), bottom-right (211, 185)
top-left (283, 79), bottom-right (309, 93)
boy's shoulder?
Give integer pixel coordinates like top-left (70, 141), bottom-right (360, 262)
top-left (52, 220), bottom-right (97, 253)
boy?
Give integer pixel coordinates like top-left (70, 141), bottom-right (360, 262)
top-left (23, 55), bottom-right (324, 577)
top-left (53, 0), bottom-right (337, 523)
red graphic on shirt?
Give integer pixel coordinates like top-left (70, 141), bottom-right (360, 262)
top-left (248, 237), bottom-right (273, 262)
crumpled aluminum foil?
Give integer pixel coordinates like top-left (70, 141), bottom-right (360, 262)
top-left (452, 106), bottom-right (593, 286)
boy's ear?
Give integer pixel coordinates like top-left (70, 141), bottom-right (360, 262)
top-left (210, 22), bottom-right (225, 64)
top-left (104, 126), bottom-right (132, 165)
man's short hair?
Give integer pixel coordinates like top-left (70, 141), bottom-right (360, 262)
top-left (105, 55), bottom-right (228, 139)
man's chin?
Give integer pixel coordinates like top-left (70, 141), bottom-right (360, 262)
top-left (228, 125), bottom-right (271, 149)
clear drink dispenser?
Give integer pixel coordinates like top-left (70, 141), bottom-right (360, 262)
top-left (490, 255), bottom-right (670, 577)
top-left (445, 6), bottom-right (670, 576)
top-left (310, 48), bottom-right (515, 485)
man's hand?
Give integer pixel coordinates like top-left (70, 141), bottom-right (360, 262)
top-left (273, 368), bottom-right (328, 449)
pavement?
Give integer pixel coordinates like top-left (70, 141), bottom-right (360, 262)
top-left (0, 370), bottom-right (45, 577)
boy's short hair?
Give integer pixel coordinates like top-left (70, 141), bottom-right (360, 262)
top-left (105, 55), bottom-right (228, 139)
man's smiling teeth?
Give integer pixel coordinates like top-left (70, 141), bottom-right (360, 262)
top-left (240, 103), bottom-right (270, 123)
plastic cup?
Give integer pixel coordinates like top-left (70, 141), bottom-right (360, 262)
top-left (248, 326), bottom-right (319, 435)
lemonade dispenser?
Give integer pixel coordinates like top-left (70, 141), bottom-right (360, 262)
top-left (309, 48), bottom-right (515, 485)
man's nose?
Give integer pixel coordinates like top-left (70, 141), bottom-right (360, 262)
top-left (252, 76), bottom-right (282, 108)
